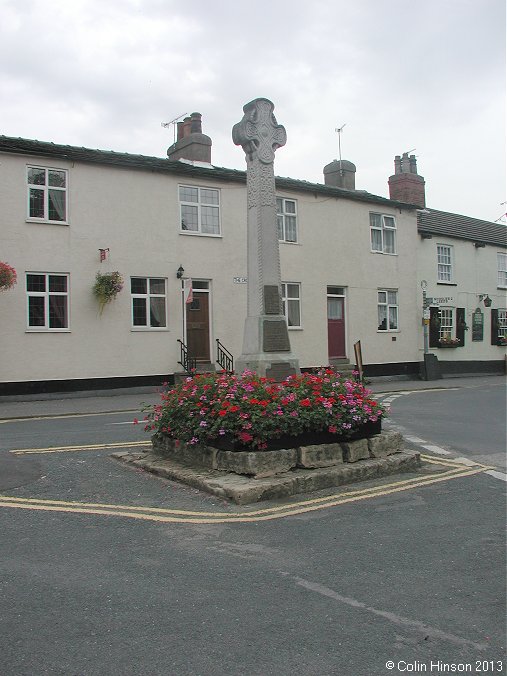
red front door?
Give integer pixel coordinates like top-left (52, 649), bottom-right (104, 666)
top-left (186, 292), bottom-right (210, 361)
top-left (327, 296), bottom-right (346, 358)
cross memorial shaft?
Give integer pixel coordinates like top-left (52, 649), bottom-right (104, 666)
top-left (233, 98), bottom-right (299, 379)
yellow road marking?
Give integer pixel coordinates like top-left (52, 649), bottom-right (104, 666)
top-left (10, 441), bottom-right (151, 455)
top-left (0, 410), bottom-right (140, 424)
top-left (0, 461), bottom-right (492, 524)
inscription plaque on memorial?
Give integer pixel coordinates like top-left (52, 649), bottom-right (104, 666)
top-left (263, 319), bottom-right (290, 352)
top-left (264, 285), bottom-right (282, 315)
top-left (265, 362), bottom-right (297, 382)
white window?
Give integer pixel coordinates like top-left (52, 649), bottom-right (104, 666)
top-left (370, 213), bottom-right (396, 254)
top-left (498, 310), bottom-right (507, 340)
top-left (179, 186), bottom-right (220, 235)
top-left (498, 253), bottom-right (507, 288)
top-left (437, 244), bottom-right (454, 282)
top-left (131, 278), bottom-right (167, 328)
top-left (27, 167), bottom-right (67, 223)
top-left (438, 307), bottom-right (454, 340)
top-left (277, 198), bottom-right (298, 242)
top-left (281, 282), bottom-right (301, 328)
top-left (377, 290), bottom-right (398, 331)
top-left (26, 273), bottom-right (69, 330)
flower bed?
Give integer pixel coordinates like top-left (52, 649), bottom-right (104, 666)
top-left (143, 369), bottom-right (386, 452)
top-left (0, 261), bottom-right (17, 291)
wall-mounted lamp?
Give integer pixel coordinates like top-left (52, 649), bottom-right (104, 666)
top-left (176, 265), bottom-right (185, 279)
top-left (474, 242), bottom-right (485, 248)
top-left (478, 294), bottom-right (492, 307)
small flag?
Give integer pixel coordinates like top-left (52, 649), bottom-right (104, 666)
top-left (184, 278), bottom-right (193, 304)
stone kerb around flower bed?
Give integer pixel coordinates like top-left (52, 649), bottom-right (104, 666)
top-left (151, 429), bottom-right (404, 479)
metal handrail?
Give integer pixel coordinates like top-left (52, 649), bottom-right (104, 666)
top-left (216, 339), bottom-right (234, 373)
top-left (177, 339), bottom-right (197, 374)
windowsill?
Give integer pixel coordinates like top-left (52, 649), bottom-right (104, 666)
top-left (497, 286), bottom-right (507, 290)
top-left (377, 330), bottom-right (400, 333)
top-left (280, 240), bottom-right (300, 246)
top-left (288, 327), bottom-right (303, 331)
top-left (437, 281), bottom-right (457, 286)
top-left (179, 231), bottom-right (222, 238)
top-left (370, 251), bottom-right (398, 256)
top-left (26, 329), bottom-right (71, 333)
top-left (26, 219), bottom-right (69, 226)
top-left (131, 327), bottom-right (169, 332)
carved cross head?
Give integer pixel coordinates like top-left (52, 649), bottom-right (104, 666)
top-left (232, 98), bottom-right (287, 164)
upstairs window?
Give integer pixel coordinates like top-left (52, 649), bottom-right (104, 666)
top-left (370, 213), bottom-right (396, 254)
top-left (26, 273), bottom-right (69, 330)
top-left (27, 167), bottom-right (67, 223)
top-left (131, 277), bottom-right (167, 328)
top-left (377, 289), bottom-right (398, 331)
top-left (437, 244), bottom-right (454, 282)
top-left (277, 198), bottom-right (298, 242)
top-left (179, 186), bottom-right (220, 235)
top-left (498, 253), bottom-right (507, 288)
top-left (281, 282), bottom-right (301, 328)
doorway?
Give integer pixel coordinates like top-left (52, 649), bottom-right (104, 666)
top-left (327, 286), bottom-right (346, 359)
top-left (185, 281), bottom-right (211, 361)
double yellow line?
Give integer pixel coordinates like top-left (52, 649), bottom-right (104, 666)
top-left (0, 455), bottom-right (492, 524)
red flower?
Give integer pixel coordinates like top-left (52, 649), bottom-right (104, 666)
top-left (300, 398), bottom-right (312, 407)
top-left (229, 405), bottom-right (240, 413)
top-left (239, 432), bottom-right (253, 443)
top-left (218, 410), bottom-right (227, 417)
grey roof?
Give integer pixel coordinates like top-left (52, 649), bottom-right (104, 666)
top-left (417, 208), bottom-right (507, 248)
top-left (0, 135), bottom-right (416, 210)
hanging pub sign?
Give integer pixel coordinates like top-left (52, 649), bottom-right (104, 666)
top-left (472, 308), bottom-right (484, 341)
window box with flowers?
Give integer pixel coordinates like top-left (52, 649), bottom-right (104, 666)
top-left (0, 262), bottom-right (17, 291)
top-left (92, 271), bottom-right (124, 313)
top-left (142, 368), bottom-right (386, 453)
top-left (438, 337), bottom-right (462, 348)
top-left (497, 336), bottom-right (507, 347)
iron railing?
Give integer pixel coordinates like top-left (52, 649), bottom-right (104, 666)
top-left (216, 339), bottom-right (234, 373)
top-left (177, 339), bottom-right (197, 374)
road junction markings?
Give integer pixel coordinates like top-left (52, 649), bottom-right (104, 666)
top-left (0, 452), bottom-right (496, 524)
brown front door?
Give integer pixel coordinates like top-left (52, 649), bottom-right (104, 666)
top-left (327, 296), bottom-right (346, 358)
top-left (186, 292), bottom-right (210, 361)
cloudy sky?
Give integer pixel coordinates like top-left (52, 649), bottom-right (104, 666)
top-left (1, 0), bottom-right (505, 222)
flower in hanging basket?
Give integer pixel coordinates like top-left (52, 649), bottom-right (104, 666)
top-left (0, 262), bottom-right (17, 291)
top-left (93, 271), bottom-right (124, 312)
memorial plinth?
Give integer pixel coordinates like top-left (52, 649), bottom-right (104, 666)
top-left (232, 98), bottom-right (299, 379)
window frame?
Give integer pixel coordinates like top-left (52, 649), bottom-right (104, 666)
top-left (497, 252), bottom-right (507, 288)
top-left (377, 289), bottom-right (399, 332)
top-left (370, 213), bottom-right (397, 254)
top-left (277, 197), bottom-right (298, 243)
top-left (281, 282), bottom-right (302, 329)
top-left (497, 309), bottom-right (507, 340)
top-left (130, 277), bottom-right (168, 330)
top-left (437, 244), bottom-right (454, 283)
top-left (438, 307), bottom-right (454, 340)
top-left (27, 166), bottom-right (68, 224)
top-left (179, 185), bottom-right (221, 236)
top-left (26, 272), bottom-right (70, 331)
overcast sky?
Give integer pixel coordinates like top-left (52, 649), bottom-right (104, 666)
top-left (1, 0), bottom-right (505, 222)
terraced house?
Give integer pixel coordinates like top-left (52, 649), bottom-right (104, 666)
top-left (0, 113), bottom-right (504, 394)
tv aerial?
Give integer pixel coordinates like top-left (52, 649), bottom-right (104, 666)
top-left (161, 112), bottom-right (188, 144)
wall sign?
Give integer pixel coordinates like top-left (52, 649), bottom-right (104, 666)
top-left (472, 308), bottom-right (484, 342)
top-left (233, 277), bottom-right (247, 284)
top-left (428, 296), bottom-right (455, 305)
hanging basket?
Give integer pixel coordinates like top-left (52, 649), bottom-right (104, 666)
top-left (92, 271), bottom-right (124, 313)
top-left (0, 262), bottom-right (17, 291)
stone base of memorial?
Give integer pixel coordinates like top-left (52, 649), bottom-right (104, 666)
top-left (113, 426), bottom-right (423, 504)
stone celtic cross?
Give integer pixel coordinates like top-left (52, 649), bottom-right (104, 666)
top-left (232, 98), bottom-right (299, 379)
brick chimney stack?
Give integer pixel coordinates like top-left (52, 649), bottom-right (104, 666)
top-left (168, 112), bottom-right (212, 163)
top-left (388, 152), bottom-right (425, 207)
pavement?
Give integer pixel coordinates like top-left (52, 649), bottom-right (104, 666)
top-left (0, 373), bottom-right (504, 420)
